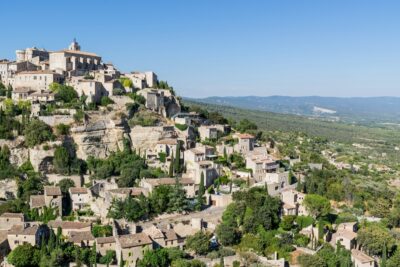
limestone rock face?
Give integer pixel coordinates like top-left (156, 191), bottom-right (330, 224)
top-left (0, 179), bottom-right (18, 199)
top-left (0, 137), bottom-right (29, 166)
top-left (29, 141), bottom-right (61, 172)
top-left (71, 119), bottom-right (126, 160)
top-left (130, 125), bottom-right (178, 155)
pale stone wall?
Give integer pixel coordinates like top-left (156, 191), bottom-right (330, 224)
top-left (14, 71), bottom-right (63, 91)
top-left (46, 174), bottom-right (82, 187)
top-left (38, 115), bottom-right (74, 127)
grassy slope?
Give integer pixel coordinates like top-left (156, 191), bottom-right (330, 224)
top-left (184, 100), bottom-right (400, 146)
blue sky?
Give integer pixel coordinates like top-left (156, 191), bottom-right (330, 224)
top-left (1, 0), bottom-right (400, 97)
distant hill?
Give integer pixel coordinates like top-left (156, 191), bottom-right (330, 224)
top-left (186, 96), bottom-right (400, 124)
top-left (183, 99), bottom-right (400, 145)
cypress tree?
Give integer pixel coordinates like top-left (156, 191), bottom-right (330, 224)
top-left (169, 154), bottom-right (174, 177)
top-left (91, 241), bottom-right (97, 267)
top-left (56, 226), bottom-right (62, 248)
top-left (196, 172), bottom-right (205, 210)
top-left (119, 251), bottom-right (124, 267)
top-left (48, 229), bottom-right (55, 250)
top-left (174, 142), bottom-right (181, 173)
top-left (6, 85), bottom-right (12, 99)
top-left (381, 242), bottom-right (387, 267)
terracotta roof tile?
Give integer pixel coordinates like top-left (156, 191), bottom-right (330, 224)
top-left (117, 233), bottom-right (152, 248)
top-left (44, 186), bottom-right (62, 196)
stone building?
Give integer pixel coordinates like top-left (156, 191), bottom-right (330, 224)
top-left (68, 231), bottom-right (95, 247)
top-left (281, 189), bottom-right (308, 216)
top-left (234, 133), bottom-right (255, 153)
top-left (7, 225), bottom-right (42, 250)
top-left (48, 220), bottom-right (91, 237)
top-left (96, 236), bottom-right (116, 256)
top-left (14, 70), bottom-right (63, 91)
top-left (0, 60), bottom-right (38, 85)
top-left (198, 125), bottom-right (218, 141)
top-left (69, 187), bottom-right (92, 211)
top-left (139, 177), bottom-right (196, 198)
top-left (29, 186), bottom-right (63, 215)
top-left (16, 47), bottom-right (49, 64)
top-left (0, 213), bottom-right (24, 231)
top-left (49, 40), bottom-right (102, 76)
top-left (351, 249), bottom-right (375, 267)
top-left (116, 232), bottom-right (153, 266)
top-left (124, 71), bottom-right (157, 89)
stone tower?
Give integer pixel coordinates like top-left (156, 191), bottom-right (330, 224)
top-left (68, 38), bottom-right (81, 51)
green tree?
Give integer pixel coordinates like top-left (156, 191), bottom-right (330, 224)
top-left (387, 248), bottom-right (400, 267)
top-left (280, 215), bottom-right (296, 231)
top-left (196, 172), bottom-right (205, 211)
top-left (24, 119), bottom-right (53, 147)
top-left (169, 154), bottom-right (174, 177)
top-left (185, 231), bottom-right (211, 255)
top-left (55, 123), bottom-right (70, 136)
top-left (58, 178), bottom-right (75, 194)
top-left (90, 242), bottom-right (97, 266)
top-left (358, 224), bottom-right (395, 256)
top-left (7, 84), bottom-right (12, 99)
top-left (167, 178), bottom-right (188, 213)
top-left (99, 250), bottom-right (116, 265)
top-left (8, 244), bottom-right (40, 267)
top-left (174, 142), bottom-right (181, 173)
top-left (303, 194), bottom-right (331, 219)
top-left (54, 146), bottom-right (70, 174)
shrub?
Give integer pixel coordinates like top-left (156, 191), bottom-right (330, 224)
top-left (100, 96), bottom-right (114, 106)
top-left (24, 119), bottom-right (53, 147)
top-left (175, 123), bottom-right (188, 131)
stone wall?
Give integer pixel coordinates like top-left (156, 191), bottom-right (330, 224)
top-left (38, 115), bottom-right (75, 127)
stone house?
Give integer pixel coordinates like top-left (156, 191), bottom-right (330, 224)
top-left (245, 154), bottom-right (279, 182)
top-left (11, 87), bottom-right (34, 101)
top-left (116, 232), bottom-right (153, 267)
top-left (7, 225), bottom-right (41, 250)
top-left (96, 236), bottom-right (116, 256)
top-left (0, 59), bottom-right (39, 86)
top-left (69, 187), bottom-right (92, 211)
top-left (27, 90), bottom-right (55, 103)
top-left (206, 193), bottom-right (233, 207)
top-left (154, 138), bottom-right (177, 158)
top-left (14, 70), bottom-right (63, 91)
top-left (262, 172), bottom-right (291, 197)
top-left (281, 189), bottom-right (308, 216)
top-left (330, 222), bottom-right (358, 250)
top-left (29, 186), bottom-right (63, 215)
top-left (143, 224), bottom-right (182, 249)
top-left (0, 213), bottom-right (24, 231)
top-left (139, 177), bottom-right (196, 198)
top-left (105, 187), bottom-right (148, 205)
top-left (184, 160), bottom-right (219, 188)
top-left (198, 125), bottom-right (218, 141)
top-left (234, 133), bottom-right (255, 153)
top-left (351, 249), bottom-right (375, 267)
top-left (48, 220), bottom-right (91, 237)
top-left (124, 71), bottom-right (157, 89)
top-left (72, 79), bottom-right (104, 104)
top-left (68, 231), bottom-right (95, 247)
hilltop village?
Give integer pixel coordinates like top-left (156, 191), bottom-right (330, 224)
top-left (0, 41), bottom-right (392, 267)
